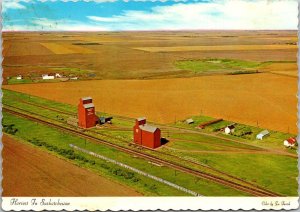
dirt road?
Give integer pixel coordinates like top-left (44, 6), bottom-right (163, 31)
top-left (2, 134), bottom-right (141, 197)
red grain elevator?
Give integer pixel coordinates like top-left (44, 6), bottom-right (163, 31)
top-left (78, 97), bottom-right (98, 128)
top-left (133, 117), bottom-right (161, 149)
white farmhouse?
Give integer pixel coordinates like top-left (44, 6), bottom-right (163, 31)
top-left (224, 125), bottom-right (235, 134)
top-left (42, 74), bottom-right (55, 80)
top-left (284, 137), bottom-right (297, 147)
top-left (16, 75), bottom-right (23, 80)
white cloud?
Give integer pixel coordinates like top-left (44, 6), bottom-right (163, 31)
top-left (4, 17), bottom-right (110, 31)
top-left (2, 2), bottom-right (26, 12)
top-left (87, 0), bottom-right (298, 30)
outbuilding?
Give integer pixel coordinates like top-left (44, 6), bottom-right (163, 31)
top-left (42, 74), bottom-right (55, 80)
top-left (256, 130), bottom-right (269, 140)
top-left (55, 73), bottom-right (62, 78)
top-left (133, 117), bottom-right (161, 149)
top-left (284, 137), bottom-right (297, 147)
top-left (185, 118), bottom-right (194, 124)
top-left (16, 75), bottom-right (23, 80)
top-left (224, 125), bottom-right (235, 134)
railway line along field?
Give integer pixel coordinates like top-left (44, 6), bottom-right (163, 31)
top-left (2, 89), bottom-right (297, 196)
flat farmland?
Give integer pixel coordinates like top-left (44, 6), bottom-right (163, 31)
top-left (2, 134), bottom-right (141, 197)
top-left (3, 30), bottom-right (297, 82)
top-left (4, 72), bottom-right (297, 134)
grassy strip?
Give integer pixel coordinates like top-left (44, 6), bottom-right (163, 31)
top-left (174, 59), bottom-right (296, 74)
top-left (174, 59), bottom-right (261, 73)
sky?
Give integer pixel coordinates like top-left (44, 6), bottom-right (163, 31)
top-left (2, 0), bottom-right (298, 31)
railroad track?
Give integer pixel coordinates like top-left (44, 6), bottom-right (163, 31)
top-left (4, 107), bottom-right (281, 197)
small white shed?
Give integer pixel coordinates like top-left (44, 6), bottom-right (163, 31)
top-left (185, 118), bottom-right (194, 124)
top-left (55, 73), bottom-right (62, 78)
top-left (16, 75), bottom-right (23, 80)
top-left (256, 130), bottom-right (269, 140)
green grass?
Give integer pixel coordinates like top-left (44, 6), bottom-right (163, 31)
top-left (174, 59), bottom-right (262, 74)
top-left (51, 67), bottom-right (93, 76)
top-left (168, 133), bottom-right (262, 151)
top-left (180, 153), bottom-right (298, 196)
top-left (7, 77), bottom-right (33, 85)
top-left (3, 112), bottom-right (246, 196)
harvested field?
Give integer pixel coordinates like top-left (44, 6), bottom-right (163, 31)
top-left (2, 134), bottom-right (141, 197)
top-left (4, 72), bottom-right (297, 134)
top-left (260, 62), bottom-right (297, 77)
top-left (40, 42), bottom-right (95, 54)
top-left (133, 44), bottom-right (297, 53)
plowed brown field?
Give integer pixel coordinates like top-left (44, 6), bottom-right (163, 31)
top-left (3, 72), bottom-right (297, 134)
top-left (2, 134), bottom-right (141, 197)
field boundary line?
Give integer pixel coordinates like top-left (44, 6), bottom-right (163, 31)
top-left (69, 144), bottom-right (202, 197)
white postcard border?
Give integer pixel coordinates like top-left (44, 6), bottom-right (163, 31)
top-left (2, 197), bottom-right (299, 211)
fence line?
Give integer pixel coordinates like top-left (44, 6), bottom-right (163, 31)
top-left (69, 144), bottom-right (202, 196)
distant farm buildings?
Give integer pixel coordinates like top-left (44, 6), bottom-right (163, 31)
top-left (16, 75), bottom-right (23, 80)
top-left (284, 137), bottom-right (297, 148)
top-left (78, 97), bottom-right (98, 128)
top-left (133, 117), bottom-right (161, 149)
top-left (256, 130), bottom-right (270, 140)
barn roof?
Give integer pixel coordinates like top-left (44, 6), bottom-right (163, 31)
top-left (137, 117), bottom-right (146, 121)
top-left (82, 97), bottom-right (92, 101)
top-left (83, 103), bottom-right (94, 109)
top-left (226, 125), bottom-right (235, 129)
top-left (287, 137), bottom-right (297, 144)
top-left (257, 130), bottom-right (269, 136)
top-left (140, 124), bottom-right (158, 133)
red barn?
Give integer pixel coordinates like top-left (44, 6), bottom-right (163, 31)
top-left (133, 117), bottom-right (161, 149)
top-left (78, 97), bottom-right (98, 128)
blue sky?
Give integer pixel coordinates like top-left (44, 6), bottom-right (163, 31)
top-left (3, 0), bottom-right (298, 31)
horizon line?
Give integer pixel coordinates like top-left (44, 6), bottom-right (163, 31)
top-left (2, 29), bottom-right (298, 33)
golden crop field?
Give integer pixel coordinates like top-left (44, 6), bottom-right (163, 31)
top-left (4, 72), bottom-right (297, 134)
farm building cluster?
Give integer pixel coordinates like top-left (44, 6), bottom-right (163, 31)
top-left (185, 117), bottom-right (297, 148)
top-left (12, 73), bottom-right (78, 82)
